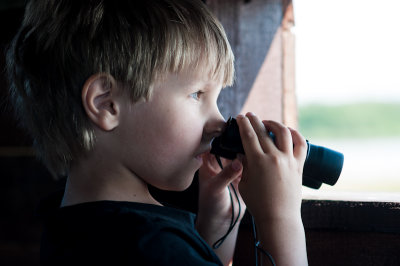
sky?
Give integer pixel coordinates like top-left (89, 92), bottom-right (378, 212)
top-left (293, 0), bottom-right (400, 105)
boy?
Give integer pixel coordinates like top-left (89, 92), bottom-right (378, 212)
top-left (7, 0), bottom-right (308, 265)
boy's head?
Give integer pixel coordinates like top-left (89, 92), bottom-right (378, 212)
top-left (7, 0), bottom-right (234, 177)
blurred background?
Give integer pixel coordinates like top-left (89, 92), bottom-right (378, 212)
top-left (293, 0), bottom-right (400, 200)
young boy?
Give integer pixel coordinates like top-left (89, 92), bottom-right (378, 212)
top-left (7, 0), bottom-right (308, 265)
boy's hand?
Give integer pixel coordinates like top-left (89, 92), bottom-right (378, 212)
top-left (197, 152), bottom-right (245, 227)
top-left (236, 112), bottom-right (308, 265)
top-left (196, 152), bottom-right (245, 265)
top-left (236, 112), bottom-right (307, 223)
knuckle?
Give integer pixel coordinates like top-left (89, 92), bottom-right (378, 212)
top-left (255, 123), bottom-right (268, 137)
top-left (253, 152), bottom-right (265, 162)
top-left (243, 128), bottom-right (256, 140)
top-left (295, 130), bottom-right (308, 148)
top-left (279, 126), bottom-right (291, 138)
top-left (269, 153), bottom-right (282, 166)
top-left (270, 120), bottom-right (290, 137)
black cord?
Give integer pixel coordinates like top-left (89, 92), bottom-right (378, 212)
top-left (212, 155), bottom-right (275, 266)
top-left (212, 155), bottom-right (241, 249)
top-left (251, 216), bottom-right (276, 266)
top-left (252, 216), bottom-right (258, 265)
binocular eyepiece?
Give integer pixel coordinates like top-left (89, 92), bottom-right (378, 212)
top-left (210, 117), bottom-right (344, 189)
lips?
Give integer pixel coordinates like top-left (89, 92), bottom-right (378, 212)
top-left (195, 146), bottom-right (211, 161)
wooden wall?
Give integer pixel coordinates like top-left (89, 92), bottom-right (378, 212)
top-left (207, 0), bottom-right (296, 126)
top-left (234, 200), bottom-right (400, 266)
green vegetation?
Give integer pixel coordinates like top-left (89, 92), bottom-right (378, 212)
top-left (298, 102), bottom-right (400, 138)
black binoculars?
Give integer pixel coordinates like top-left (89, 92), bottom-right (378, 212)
top-left (210, 117), bottom-right (344, 189)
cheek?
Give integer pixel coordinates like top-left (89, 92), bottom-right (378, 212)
top-left (130, 102), bottom-right (201, 158)
top-left (120, 98), bottom-right (205, 189)
top-left (154, 115), bottom-right (202, 157)
top-left (133, 118), bottom-right (203, 190)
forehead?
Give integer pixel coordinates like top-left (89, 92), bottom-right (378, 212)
top-left (154, 66), bottom-right (224, 92)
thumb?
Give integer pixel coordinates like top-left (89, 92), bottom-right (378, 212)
top-left (212, 158), bottom-right (243, 190)
top-left (199, 152), bottom-right (223, 179)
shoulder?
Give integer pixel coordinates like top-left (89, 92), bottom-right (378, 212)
top-left (112, 202), bottom-right (223, 265)
top-left (39, 196), bottom-right (222, 266)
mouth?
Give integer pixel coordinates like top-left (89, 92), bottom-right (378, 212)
top-left (195, 146), bottom-right (211, 161)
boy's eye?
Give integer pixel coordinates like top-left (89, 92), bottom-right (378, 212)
top-left (190, 91), bottom-right (204, 101)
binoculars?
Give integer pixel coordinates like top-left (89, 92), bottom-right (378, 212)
top-left (210, 117), bottom-right (344, 189)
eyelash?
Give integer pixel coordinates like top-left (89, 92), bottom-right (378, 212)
top-left (190, 91), bottom-right (204, 101)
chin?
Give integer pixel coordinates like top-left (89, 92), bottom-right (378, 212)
top-left (149, 164), bottom-right (198, 191)
top-left (163, 172), bottom-right (196, 191)
top-left (168, 179), bottom-right (194, 192)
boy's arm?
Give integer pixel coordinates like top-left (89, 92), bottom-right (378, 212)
top-left (196, 215), bottom-right (241, 266)
top-left (196, 154), bottom-right (245, 266)
top-left (237, 113), bottom-right (308, 266)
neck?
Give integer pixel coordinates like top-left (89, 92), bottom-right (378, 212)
top-left (61, 153), bottom-right (160, 207)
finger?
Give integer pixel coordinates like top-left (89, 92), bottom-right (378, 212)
top-left (220, 157), bottom-right (230, 168)
top-left (229, 174), bottom-right (246, 210)
top-left (236, 114), bottom-right (264, 159)
top-left (246, 112), bottom-right (275, 153)
top-left (289, 127), bottom-right (308, 162)
top-left (199, 152), bottom-right (221, 178)
top-left (205, 154), bottom-right (230, 172)
top-left (262, 120), bottom-right (293, 153)
top-left (210, 158), bottom-right (243, 190)
top-left (230, 164), bottom-right (243, 187)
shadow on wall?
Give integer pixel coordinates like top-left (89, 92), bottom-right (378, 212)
top-left (208, 0), bottom-right (288, 119)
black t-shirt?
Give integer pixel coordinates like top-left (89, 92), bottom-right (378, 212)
top-left (38, 193), bottom-right (222, 266)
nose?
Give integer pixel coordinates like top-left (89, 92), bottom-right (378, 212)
top-left (202, 107), bottom-right (226, 142)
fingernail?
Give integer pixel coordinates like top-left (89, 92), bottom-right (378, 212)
top-left (231, 159), bottom-right (242, 171)
top-left (237, 114), bottom-right (245, 120)
top-left (248, 112), bottom-right (256, 117)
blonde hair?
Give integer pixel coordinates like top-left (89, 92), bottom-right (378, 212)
top-left (7, 0), bottom-right (234, 176)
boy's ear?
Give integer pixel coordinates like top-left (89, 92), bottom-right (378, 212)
top-left (82, 73), bottom-right (121, 131)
